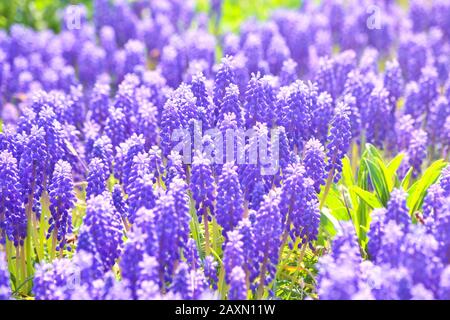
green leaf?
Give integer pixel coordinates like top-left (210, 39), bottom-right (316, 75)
top-left (375, 157), bottom-right (395, 192)
top-left (401, 167), bottom-right (414, 190)
top-left (324, 186), bottom-right (351, 221)
top-left (407, 159), bottom-right (447, 214)
top-left (387, 153), bottom-right (405, 178)
top-left (342, 156), bottom-right (355, 187)
top-left (355, 150), bottom-right (370, 245)
top-left (320, 208), bottom-right (341, 237)
top-left (351, 186), bottom-right (383, 209)
top-left (364, 158), bottom-right (390, 205)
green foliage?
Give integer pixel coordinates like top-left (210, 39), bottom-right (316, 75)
top-left (203, 0), bottom-right (301, 33)
top-left (323, 143), bottom-right (448, 256)
top-left (406, 159), bottom-right (447, 216)
top-left (2, 0), bottom-right (301, 31)
top-left (0, 0), bottom-right (93, 31)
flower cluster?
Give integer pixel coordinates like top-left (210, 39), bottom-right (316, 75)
top-left (0, 0), bottom-right (449, 301)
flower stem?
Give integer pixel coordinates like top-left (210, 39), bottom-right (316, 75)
top-left (20, 244), bottom-right (30, 293)
top-left (51, 228), bottom-right (58, 261)
top-left (203, 207), bottom-right (210, 256)
top-left (15, 246), bottom-right (22, 292)
top-left (256, 251), bottom-right (269, 299)
top-left (319, 168), bottom-right (335, 210)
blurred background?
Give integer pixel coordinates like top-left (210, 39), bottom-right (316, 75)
top-left (0, 0), bottom-right (302, 32)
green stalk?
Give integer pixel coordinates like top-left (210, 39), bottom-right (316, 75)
top-left (39, 203), bottom-right (48, 261)
top-left (217, 264), bottom-right (226, 299)
top-left (5, 240), bottom-right (16, 289)
top-left (211, 216), bottom-right (220, 255)
top-left (18, 246), bottom-right (27, 295)
top-left (15, 246), bottom-right (22, 294)
top-left (256, 250), bottom-right (269, 300)
top-left (203, 208), bottom-right (210, 256)
top-left (25, 229), bottom-right (33, 289)
top-left (351, 142), bottom-right (359, 178)
top-left (319, 168), bottom-right (335, 210)
top-left (34, 213), bottom-right (44, 260)
top-left (50, 228), bottom-right (58, 261)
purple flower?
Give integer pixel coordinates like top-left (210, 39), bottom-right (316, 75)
top-left (185, 29), bottom-right (216, 69)
top-left (190, 153), bottom-right (216, 221)
top-left (267, 34), bottom-right (290, 75)
top-left (135, 254), bottom-right (160, 300)
top-left (105, 107), bottom-right (129, 147)
top-left (326, 101), bottom-right (351, 182)
top-left (281, 163), bottom-right (320, 246)
top-left (311, 91), bottom-right (333, 144)
top-left (0, 150), bottom-right (26, 247)
top-left (127, 173), bottom-right (156, 224)
top-left (378, 221), bottom-right (407, 268)
top-left (404, 129), bottom-right (428, 177)
top-left (228, 266), bottom-right (247, 300)
top-left (170, 262), bottom-right (208, 300)
top-left (160, 84), bottom-right (196, 156)
top-left (218, 84), bottom-right (244, 127)
top-left (184, 238), bottom-right (201, 272)
top-left (439, 166), bottom-right (450, 196)
top-left (384, 60), bottom-right (404, 106)
top-left (317, 223), bottom-right (364, 300)
top-left (47, 160), bottom-right (76, 251)
top-left (242, 34), bottom-right (264, 75)
top-left (435, 199), bottom-right (450, 264)
top-left (365, 86), bottom-right (390, 149)
top-left (164, 151), bottom-right (186, 185)
top-left (419, 66), bottom-right (439, 109)
top-left (120, 134), bottom-right (146, 191)
top-left (216, 163), bottom-right (244, 235)
top-left (398, 33), bottom-right (427, 81)
top-left (88, 81), bottom-right (110, 126)
top-left (112, 184), bottom-right (127, 222)
top-left (428, 96), bottom-right (450, 144)
top-left (385, 188), bottom-right (411, 232)
top-left (223, 34), bottom-right (240, 57)
top-left (367, 208), bottom-right (386, 263)
top-left (120, 229), bottom-right (153, 299)
top-left (19, 125), bottom-right (47, 217)
top-left (303, 138), bottom-right (327, 193)
top-left (33, 258), bottom-right (78, 300)
top-left (245, 178), bottom-right (264, 210)
top-left (154, 192), bottom-right (187, 284)
top-left (78, 42), bottom-right (106, 86)
top-left (439, 266), bottom-right (450, 299)
top-left (89, 134), bottom-right (113, 172)
top-left (422, 184), bottom-right (444, 223)
top-left (223, 230), bottom-right (244, 283)
top-left (343, 69), bottom-right (375, 113)
top-left (123, 40), bottom-right (146, 76)
top-left (315, 51), bottom-right (356, 99)
top-left (395, 114), bottom-right (416, 152)
top-left (0, 252), bottom-right (10, 300)
top-left (159, 42), bottom-right (186, 88)
top-left (203, 255), bottom-right (218, 289)
top-left (82, 192), bottom-right (123, 271)
top-left (254, 189), bottom-right (283, 292)
top-left (279, 59), bottom-right (298, 86)
top-left (282, 80), bottom-right (313, 149)
top-left (86, 157), bottom-right (108, 200)
top-left (167, 177), bottom-right (191, 253)
top-left (213, 56), bottom-right (236, 118)
top-left (191, 73), bottom-right (213, 128)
